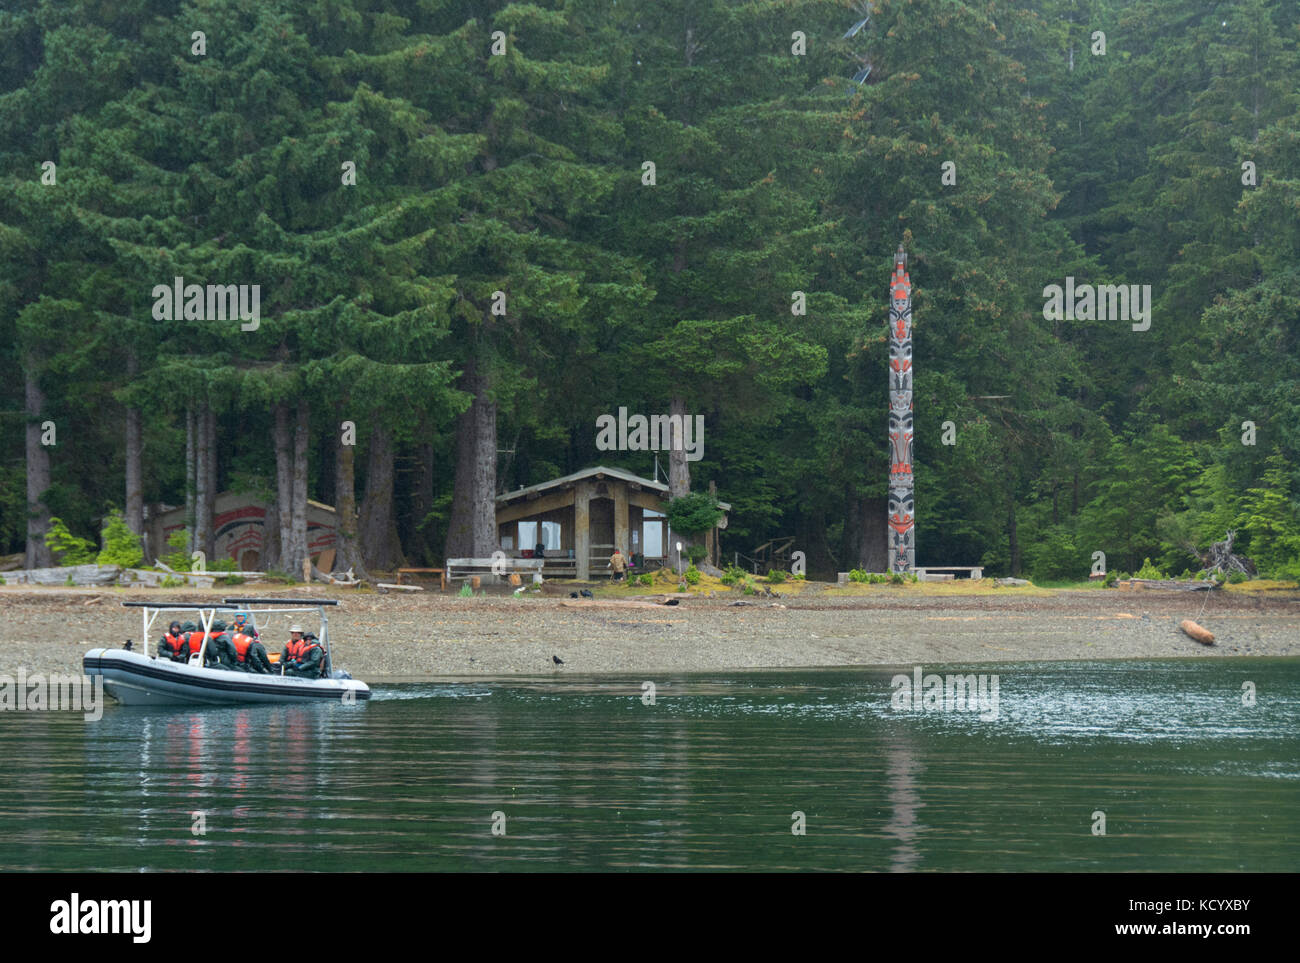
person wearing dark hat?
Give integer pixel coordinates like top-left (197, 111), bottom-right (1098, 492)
top-left (158, 621), bottom-right (187, 662)
top-left (281, 625), bottom-right (326, 678)
top-left (182, 621), bottom-right (206, 661)
top-left (205, 619), bottom-right (240, 669)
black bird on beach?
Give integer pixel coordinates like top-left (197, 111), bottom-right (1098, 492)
top-left (552, 655), bottom-right (564, 666)
top-left (580, 589), bottom-right (594, 598)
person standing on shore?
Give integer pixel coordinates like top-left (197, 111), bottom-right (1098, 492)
top-left (608, 549), bottom-right (627, 582)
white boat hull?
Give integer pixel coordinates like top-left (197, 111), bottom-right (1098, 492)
top-left (83, 648), bottom-right (370, 707)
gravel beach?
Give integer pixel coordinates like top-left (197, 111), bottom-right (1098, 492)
top-left (1, 582), bottom-right (1296, 680)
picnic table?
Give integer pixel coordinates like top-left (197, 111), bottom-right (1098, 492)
top-left (396, 567), bottom-right (446, 590)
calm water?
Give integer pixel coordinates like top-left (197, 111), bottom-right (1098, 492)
top-left (1, 659), bottom-right (1296, 871)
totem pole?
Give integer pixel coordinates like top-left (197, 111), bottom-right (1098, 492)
top-left (888, 245), bottom-right (915, 573)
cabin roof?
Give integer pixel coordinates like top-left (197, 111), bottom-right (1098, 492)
top-left (496, 465), bottom-right (730, 511)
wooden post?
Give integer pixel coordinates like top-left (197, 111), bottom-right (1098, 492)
top-left (574, 481), bottom-right (591, 580)
top-left (614, 482), bottom-right (630, 557)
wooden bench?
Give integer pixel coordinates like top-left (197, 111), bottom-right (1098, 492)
top-left (915, 566), bottom-right (983, 580)
top-left (446, 557), bottom-right (544, 585)
top-left (396, 568), bottom-right (446, 590)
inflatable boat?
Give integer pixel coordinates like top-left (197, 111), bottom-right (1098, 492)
top-left (84, 598), bottom-right (370, 707)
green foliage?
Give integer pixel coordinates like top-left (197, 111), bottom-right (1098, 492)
top-left (458, 584), bottom-right (473, 598)
top-left (0, 0), bottom-right (1296, 596)
top-left (684, 565), bottom-right (701, 585)
top-left (1025, 527), bottom-right (1085, 583)
top-left (1227, 570), bottom-right (1248, 584)
top-left (208, 557), bottom-right (238, 573)
top-left (1135, 558), bottom-right (1165, 580)
top-left (889, 572), bottom-right (905, 586)
top-left (159, 576), bottom-right (184, 589)
top-left (214, 575), bottom-right (245, 586)
top-left (685, 544), bottom-right (709, 565)
top-left (1235, 454), bottom-right (1300, 578)
top-left (97, 511), bottom-right (143, 568)
top-left (664, 493), bottom-right (724, 536)
top-left (720, 564), bottom-right (746, 586)
top-left (161, 530), bottom-right (191, 573)
top-left (1103, 570), bottom-right (1118, 588)
top-left (45, 518), bottom-right (95, 566)
top-left (637, 573), bottom-right (653, 587)
top-left (766, 569), bottom-right (786, 584)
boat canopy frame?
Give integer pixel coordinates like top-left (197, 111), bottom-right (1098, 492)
top-left (123, 598), bottom-right (339, 675)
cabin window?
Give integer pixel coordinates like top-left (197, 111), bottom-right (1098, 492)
top-left (518, 521), bottom-right (561, 551)
top-left (642, 509), bottom-right (664, 557)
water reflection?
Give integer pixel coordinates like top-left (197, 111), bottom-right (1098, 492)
top-left (882, 736), bottom-right (924, 872)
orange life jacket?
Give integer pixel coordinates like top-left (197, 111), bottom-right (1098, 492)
top-left (161, 632), bottom-right (185, 657)
top-left (230, 632), bottom-right (255, 661)
top-left (285, 638), bottom-right (321, 662)
top-left (186, 631), bottom-right (208, 654)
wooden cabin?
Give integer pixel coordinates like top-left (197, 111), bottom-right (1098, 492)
top-left (495, 466), bottom-right (729, 579)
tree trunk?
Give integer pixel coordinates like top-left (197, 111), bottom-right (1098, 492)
top-left (845, 493), bottom-right (888, 572)
top-left (124, 354), bottom-right (144, 541)
top-left (194, 402), bottom-right (212, 565)
top-left (412, 438), bottom-right (436, 561)
top-left (23, 360), bottom-right (52, 568)
top-left (274, 402), bottom-right (293, 573)
top-left (1007, 499), bottom-right (1021, 577)
top-left (185, 408), bottom-right (196, 553)
top-left (333, 404), bottom-right (369, 579)
top-left (666, 393), bottom-right (691, 571)
top-left (360, 419), bottom-right (405, 570)
top-left (203, 406), bottom-right (218, 559)
top-left (288, 403), bottom-right (310, 574)
top-left (444, 364), bottom-right (498, 559)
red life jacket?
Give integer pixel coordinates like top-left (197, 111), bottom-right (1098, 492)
top-left (230, 632), bottom-right (255, 661)
top-left (161, 632), bottom-right (185, 657)
top-left (186, 631), bottom-right (212, 655)
top-left (285, 638), bottom-right (321, 662)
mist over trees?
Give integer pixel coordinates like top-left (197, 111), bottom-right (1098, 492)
top-left (1, 0), bottom-right (1297, 581)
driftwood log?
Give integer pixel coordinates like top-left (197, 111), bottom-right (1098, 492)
top-left (1200, 530), bottom-right (1256, 576)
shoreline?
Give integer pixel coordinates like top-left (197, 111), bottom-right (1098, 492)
top-left (1, 583), bottom-right (1296, 679)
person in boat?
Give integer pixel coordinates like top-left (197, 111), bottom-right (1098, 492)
top-left (205, 619), bottom-right (241, 669)
top-left (229, 624), bottom-right (274, 674)
top-left (158, 621), bottom-right (187, 662)
top-left (182, 621), bottom-right (207, 661)
top-left (281, 625), bottom-right (326, 678)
